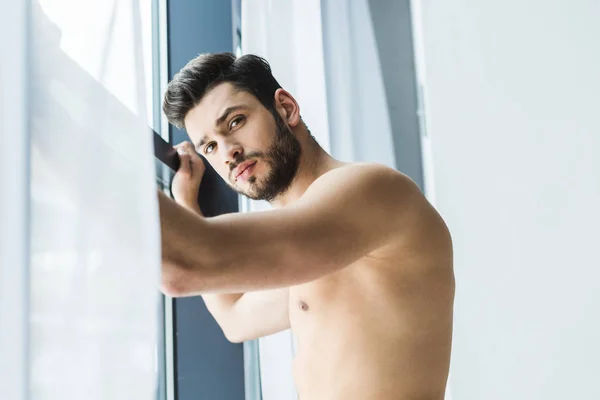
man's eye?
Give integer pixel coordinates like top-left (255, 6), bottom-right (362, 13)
top-left (230, 116), bottom-right (245, 130)
top-left (204, 142), bottom-right (217, 154)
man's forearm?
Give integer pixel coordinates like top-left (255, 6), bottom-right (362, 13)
top-left (167, 193), bottom-right (248, 336)
top-left (159, 190), bottom-right (286, 295)
top-left (158, 190), bottom-right (219, 296)
top-left (158, 183), bottom-right (345, 294)
top-left (167, 193), bottom-right (245, 309)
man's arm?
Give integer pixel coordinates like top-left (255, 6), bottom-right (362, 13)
top-left (159, 163), bottom-right (421, 296)
top-left (167, 141), bottom-right (290, 342)
top-left (184, 207), bottom-right (291, 343)
top-left (203, 288), bottom-right (290, 343)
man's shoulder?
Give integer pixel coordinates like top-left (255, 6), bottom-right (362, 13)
top-left (294, 162), bottom-right (424, 231)
top-left (307, 162), bottom-right (420, 200)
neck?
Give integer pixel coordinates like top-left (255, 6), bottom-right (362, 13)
top-left (270, 129), bottom-right (343, 209)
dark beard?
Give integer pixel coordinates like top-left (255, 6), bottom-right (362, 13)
top-left (230, 111), bottom-right (302, 202)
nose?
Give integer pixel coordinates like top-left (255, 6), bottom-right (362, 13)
top-left (223, 141), bottom-right (243, 166)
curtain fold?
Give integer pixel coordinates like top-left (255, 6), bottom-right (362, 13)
top-left (28, 1), bottom-right (160, 399)
top-left (320, 0), bottom-right (396, 167)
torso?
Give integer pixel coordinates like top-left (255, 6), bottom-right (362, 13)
top-left (288, 191), bottom-right (454, 400)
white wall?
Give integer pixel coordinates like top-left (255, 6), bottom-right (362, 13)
top-left (418, 1), bottom-right (600, 399)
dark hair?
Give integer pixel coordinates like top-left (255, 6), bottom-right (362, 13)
top-left (163, 53), bottom-right (282, 130)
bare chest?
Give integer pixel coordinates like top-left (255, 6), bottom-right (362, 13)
top-left (286, 255), bottom-right (454, 400)
top-left (287, 254), bottom-right (407, 335)
top-left (286, 246), bottom-right (454, 345)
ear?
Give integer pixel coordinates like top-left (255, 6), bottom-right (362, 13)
top-left (273, 88), bottom-right (301, 127)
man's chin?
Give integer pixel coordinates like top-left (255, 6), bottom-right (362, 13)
top-left (230, 178), bottom-right (258, 198)
top-left (239, 189), bottom-right (262, 201)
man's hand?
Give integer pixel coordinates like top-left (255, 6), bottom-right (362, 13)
top-left (171, 141), bottom-right (206, 214)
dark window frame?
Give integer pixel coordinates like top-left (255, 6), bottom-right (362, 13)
top-left (158, 1), bottom-right (246, 400)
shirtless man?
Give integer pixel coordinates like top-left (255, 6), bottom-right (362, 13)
top-left (158, 53), bottom-right (454, 400)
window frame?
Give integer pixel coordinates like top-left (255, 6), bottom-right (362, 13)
top-left (0, 0), bottom-right (30, 399)
top-left (161, 1), bottom-right (248, 400)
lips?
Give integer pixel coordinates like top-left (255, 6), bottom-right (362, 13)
top-left (234, 160), bottom-right (257, 181)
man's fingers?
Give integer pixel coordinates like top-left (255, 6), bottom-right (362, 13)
top-left (174, 141), bottom-right (196, 154)
top-left (171, 142), bottom-right (205, 205)
top-left (175, 141), bottom-right (203, 162)
top-left (174, 141), bottom-right (193, 149)
top-left (177, 150), bottom-right (192, 174)
top-left (174, 142), bottom-right (206, 182)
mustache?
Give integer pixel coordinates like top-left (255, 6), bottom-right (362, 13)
top-left (229, 152), bottom-right (264, 172)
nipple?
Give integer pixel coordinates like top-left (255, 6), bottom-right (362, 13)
top-left (299, 300), bottom-right (309, 311)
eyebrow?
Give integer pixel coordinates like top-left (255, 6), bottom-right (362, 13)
top-left (196, 134), bottom-right (210, 150)
top-left (195, 105), bottom-right (247, 149)
top-left (215, 105), bottom-right (246, 127)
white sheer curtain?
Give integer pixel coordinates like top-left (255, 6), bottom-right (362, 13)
top-left (320, 0), bottom-right (396, 168)
top-left (14, 1), bottom-right (161, 399)
top-left (241, 1), bottom-right (395, 399)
